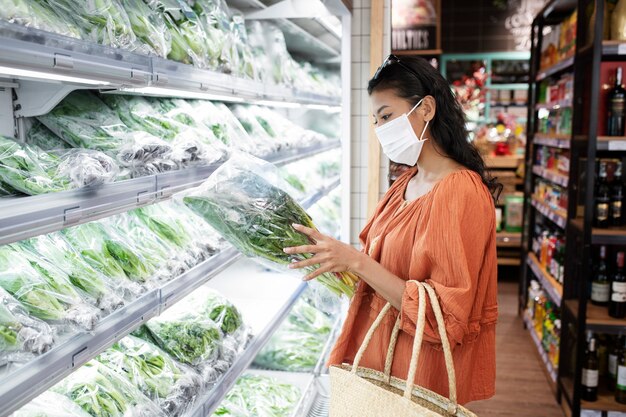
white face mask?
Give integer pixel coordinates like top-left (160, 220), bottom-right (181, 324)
top-left (374, 98), bottom-right (429, 166)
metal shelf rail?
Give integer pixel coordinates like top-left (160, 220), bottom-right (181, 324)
top-left (0, 140), bottom-right (341, 246)
top-left (0, 177), bottom-right (341, 417)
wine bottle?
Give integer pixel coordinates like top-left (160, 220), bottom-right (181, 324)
top-left (596, 161), bottom-right (611, 228)
top-left (582, 337), bottom-right (599, 401)
top-left (617, 336), bottom-right (626, 403)
top-left (607, 67), bottom-right (626, 136)
top-left (610, 335), bottom-right (625, 391)
top-left (592, 246), bottom-right (611, 306)
top-left (610, 251), bottom-right (626, 319)
top-left (612, 161), bottom-right (625, 227)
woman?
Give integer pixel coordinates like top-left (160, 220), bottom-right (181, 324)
top-left (285, 55), bottom-right (498, 404)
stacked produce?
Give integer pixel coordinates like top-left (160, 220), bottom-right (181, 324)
top-left (212, 374), bottom-right (301, 417)
top-left (180, 153), bottom-right (358, 297)
top-left (254, 299), bottom-right (333, 372)
top-left (307, 189), bottom-right (342, 239)
top-left (279, 150), bottom-right (341, 199)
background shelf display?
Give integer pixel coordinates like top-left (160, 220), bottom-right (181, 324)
top-left (530, 197), bottom-right (567, 228)
top-left (527, 252), bottom-right (563, 305)
top-left (523, 312), bottom-right (558, 383)
top-left (536, 56), bottom-right (574, 82)
top-left (532, 165), bottom-right (569, 187)
top-left (534, 133), bottom-right (571, 149)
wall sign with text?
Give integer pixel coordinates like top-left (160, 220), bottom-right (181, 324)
top-left (391, 0), bottom-right (441, 53)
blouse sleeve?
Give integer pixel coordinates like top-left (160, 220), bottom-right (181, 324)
top-left (399, 172), bottom-right (495, 347)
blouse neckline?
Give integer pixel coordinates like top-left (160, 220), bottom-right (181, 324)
top-left (401, 168), bottom-right (474, 204)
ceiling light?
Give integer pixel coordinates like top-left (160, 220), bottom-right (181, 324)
top-left (0, 66), bottom-right (111, 86)
top-left (118, 86), bottom-right (245, 102)
top-left (255, 100), bottom-right (302, 108)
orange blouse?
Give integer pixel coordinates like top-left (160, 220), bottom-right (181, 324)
top-left (328, 168), bottom-right (498, 404)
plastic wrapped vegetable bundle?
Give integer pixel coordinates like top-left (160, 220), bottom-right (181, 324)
top-left (179, 153), bottom-right (358, 297)
top-left (20, 233), bottom-right (125, 314)
top-left (51, 360), bottom-right (167, 417)
top-left (307, 191), bottom-right (342, 239)
top-left (0, 0), bottom-right (82, 39)
top-left (229, 105), bottom-right (279, 153)
top-left (187, 0), bottom-right (229, 70)
top-left (61, 223), bottom-right (147, 297)
top-left (96, 336), bottom-right (203, 416)
top-left (119, 0), bottom-right (171, 58)
top-left (11, 391), bottom-right (93, 417)
top-left (27, 121), bottom-right (70, 150)
top-left (0, 287), bottom-right (53, 358)
top-left (0, 245), bottom-right (100, 330)
top-left (212, 374), bottom-right (301, 417)
top-left (37, 91), bottom-right (173, 174)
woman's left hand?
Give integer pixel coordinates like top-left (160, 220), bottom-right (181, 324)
top-left (284, 224), bottom-right (366, 281)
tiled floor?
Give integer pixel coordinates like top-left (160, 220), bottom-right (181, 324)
top-left (467, 281), bottom-right (565, 417)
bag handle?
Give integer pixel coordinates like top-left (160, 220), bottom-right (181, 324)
top-left (350, 281), bottom-right (458, 414)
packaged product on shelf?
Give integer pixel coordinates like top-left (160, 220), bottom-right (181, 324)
top-left (246, 21), bottom-right (295, 85)
top-left (504, 194), bottom-right (524, 232)
top-left (0, 244), bottom-right (100, 330)
top-left (187, 0), bottom-right (228, 70)
top-left (178, 153), bottom-right (358, 297)
top-left (302, 280), bottom-right (343, 318)
top-left (10, 391), bottom-right (92, 417)
top-left (19, 233), bottom-right (125, 314)
top-left (212, 373), bottom-right (301, 417)
top-left (44, 0), bottom-right (144, 53)
top-left (230, 105), bottom-right (281, 153)
top-left (0, 0), bottom-right (82, 39)
top-left (51, 360), bottom-right (167, 417)
top-left (25, 121), bottom-right (71, 150)
top-left (119, 0), bottom-right (172, 58)
top-left (96, 335), bottom-right (203, 417)
top-left (0, 287), bottom-right (54, 359)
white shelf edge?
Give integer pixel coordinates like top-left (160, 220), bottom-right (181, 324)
top-left (0, 141), bottom-right (341, 246)
top-left (532, 165), bottom-right (569, 188)
top-left (0, 177), bottom-right (341, 417)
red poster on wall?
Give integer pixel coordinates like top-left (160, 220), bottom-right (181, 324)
top-left (391, 0), bottom-right (440, 52)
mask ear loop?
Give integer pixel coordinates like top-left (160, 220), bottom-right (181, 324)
top-left (419, 120), bottom-right (430, 141)
top-left (407, 98), bottom-right (424, 115)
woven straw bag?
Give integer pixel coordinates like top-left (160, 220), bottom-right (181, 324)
top-left (329, 280), bottom-right (477, 417)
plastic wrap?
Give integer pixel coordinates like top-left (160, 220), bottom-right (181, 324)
top-left (212, 374), bottom-right (301, 417)
top-left (11, 391), bottom-right (93, 417)
top-left (20, 233), bottom-right (125, 314)
top-left (0, 244), bottom-right (100, 330)
top-left (247, 105), bottom-right (328, 148)
top-left (0, 287), bottom-right (53, 359)
top-left (178, 153), bottom-right (358, 297)
top-left (43, 0), bottom-right (146, 53)
top-left (187, 0), bottom-right (229, 70)
top-left (120, 0), bottom-right (171, 58)
top-left (1, 0), bottom-right (82, 39)
top-left (26, 121), bottom-right (71, 150)
top-left (146, 0), bottom-right (211, 68)
top-left (37, 91), bottom-right (172, 171)
top-left (51, 360), bottom-right (167, 417)
top-left (306, 190), bottom-right (342, 240)
top-left (61, 223), bottom-right (146, 298)
top-left (229, 105), bottom-right (279, 152)
top-left (96, 335), bottom-right (203, 416)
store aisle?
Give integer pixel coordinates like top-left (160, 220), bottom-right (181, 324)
top-left (467, 281), bottom-right (564, 417)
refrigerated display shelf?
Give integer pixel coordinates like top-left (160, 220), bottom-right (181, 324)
top-left (527, 252), bottom-right (563, 305)
top-left (570, 218), bottom-right (626, 245)
top-left (532, 165), bottom-right (569, 187)
top-left (533, 133), bottom-right (571, 149)
top-left (536, 56), bottom-right (574, 82)
top-left (0, 178), bottom-right (340, 417)
top-left (0, 140), bottom-right (341, 246)
top-left (523, 312), bottom-right (558, 384)
top-left (531, 196), bottom-right (567, 229)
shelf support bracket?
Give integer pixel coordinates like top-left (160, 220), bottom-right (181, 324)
top-left (13, 80), bottom-right (88, 118)
top-left (0, 80), bottom-right (17, 137)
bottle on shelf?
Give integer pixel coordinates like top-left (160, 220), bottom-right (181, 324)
top-left (612, 160), bottom-right (625, 227)
top-left (591, 245), bottom-right (611, 306)
top-left (596, 161), bottom-right (611, 229)
top-left (610, 335), bottom-right (625, 391)
top-left (607, 67), bottom-right (626, 136)
top-left (582, 337), bottom-right (599, 401)
top-left (617, 336), bottom-right (626, 403)
top-left (610, 251), bottom-right (626, 319)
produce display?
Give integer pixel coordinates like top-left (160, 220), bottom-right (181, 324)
top-left (212, 374), bottom-right (301, 417)
top-left (10, 391), bottom-right (93, 417)
top-left (254, 299), bottom-right (333, 372)
top-left (0, 0), bottom-right (82, 39)
top-left (181, 153), bottom-right (358, 297)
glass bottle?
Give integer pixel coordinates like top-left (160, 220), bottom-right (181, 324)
top-left (582, 337), bottom-right (599, 401)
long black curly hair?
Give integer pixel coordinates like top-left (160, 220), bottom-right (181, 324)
top-left (368, 56), bottom-right (502, 200)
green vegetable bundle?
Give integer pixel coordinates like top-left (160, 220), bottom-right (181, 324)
top-left (120, 0), bottom-right (171, 58)
top-left (11, 391), bottom-right (93, 417)
top-left (0, 287), bottom-right (53, 357)
top-left (52, 360), bottom-right (167, 417)
top-left (182, 287), bottom-right (244, 336)
top-left (212, 374), bottom-right (301, 417)
top-left (180, 154), bottom-right (357, 298)
top-left (27, 121), bottom-right (71, 150)
top-left (1, 0), bottom-right (82, 39)
top-left (97, 336), bottom-right (202, 416)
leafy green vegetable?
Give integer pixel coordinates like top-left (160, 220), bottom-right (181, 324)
top-left (11, 391), bottom-right (93, 417)
top-left (186, 288), bottom-right (243, 335)
top-left (27, 121), bottom-right (71, 150)
top-left (1, 0), bottom-right (83, 38)
top-left (255, 116), bottom-right (276, 138)
top-left (0, 287), bottom-right (53, 355)
top-left (181, 156), bottom-right (357, 297)
top-left (212, 374), bottom-right (301, 417)
top-left (132, 205), bottom-right (191, 248)
top-left (120, 0), bottom-right (171, 58)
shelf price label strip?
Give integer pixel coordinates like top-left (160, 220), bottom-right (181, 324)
top-left (531, 198), bottom-right (567, 229)
top-left (0, 178), bottom-right (341, 417)
top-left (532, 166), bottom-right (569, 188)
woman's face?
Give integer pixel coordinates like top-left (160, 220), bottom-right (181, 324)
top-left (370, 89), bottom-right (433, 135)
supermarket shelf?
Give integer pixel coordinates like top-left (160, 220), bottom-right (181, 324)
top-left (498, 257), bottom-right (521, 266)
top-left (527, 252), bottom-right (563, 305)
top-left (532, 165), bottom-right (569, 187)
top-left (313, 314), bottom-right (345, 376)
top-left (565, 300), bottom-right (626, 333)
top-left (523, 312), bottom-right (558, 384)
top-left (602, 40), bottom-right (626, 57)
top-left (187, 282), bottom-right (309, 417)
top-left (484, 155), bottom-right (523, 169)
top-left (0, 141), bottom-right (341, 246)
top-left (496, 232), bottom-right (522, 248)
top-left (0, 180), bottom-right (339, 417)
top-left (536, 56), bottom-right (575, 82)
top-left (597, 136), bottom-right (626, 151)
top-left (531, 196), bottom-right (568, 229)
top-left (534, 133), bottom-right (571, 149)
top-left (582, 390), bottom-right (626, 413)
top-left (570, 218), bottom-right (626, 245)
top-left (535, 98), bottom-right (574, 110)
